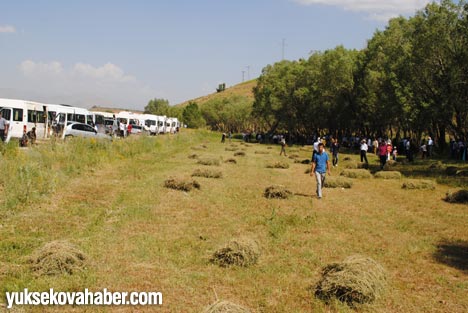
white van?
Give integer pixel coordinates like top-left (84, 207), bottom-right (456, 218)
top-left (143, 114), bottom-right (158, 135)
top-left (0, 98), bottom-right (49, 143)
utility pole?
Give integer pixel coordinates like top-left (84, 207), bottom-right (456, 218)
top-left (242, 70), bottom-right (245, 82)
top-left (246, 66), bottom-right (251, 80)
top-left (281, 38), bottom-right (286, 60)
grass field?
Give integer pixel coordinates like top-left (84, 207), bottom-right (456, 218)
top-left (0, 130), bottom-right (467, 312)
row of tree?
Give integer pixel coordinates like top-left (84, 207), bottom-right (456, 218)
top-left (252, 0), bottom-right (468, 149)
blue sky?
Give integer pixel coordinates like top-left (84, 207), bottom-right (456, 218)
top-left (0, 0), bottom-right (433, 109)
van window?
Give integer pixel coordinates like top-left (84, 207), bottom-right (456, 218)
top-left (95, 115), bottom-right (105, 125)
top-left (1, 109), bottom-right (11, 120)
top-left (87, 115), bottom-right (94, 125)
top-left (76, 114), bottom-right (86, 123)
top-left (13, 109), bottom-right (23, 122)
top-left (28, 110), bottom-right (46, 123)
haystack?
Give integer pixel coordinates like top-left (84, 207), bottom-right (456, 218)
top-left (295, 159), bottom-right (310, 164)
top-left (29, 241), bottom-right (87, 276)
top-left (264, 185), bottom-right (292, 199)
top-left (374, 171), bottom-right (402, 180)
top-left (446, 166), bottom-right (459, 176)
top-left (324, 177), bottom-right (353, 189)
top-left (444, 190), bottom-right (468, 204)
top-left (315, 255), bottom-right (387, 305)
top-left (198, 158), bottom-right (221, 166)
top-left (288, 154), bottom-right (300, 159)
top-left (211, 238), bottom-right (260, 267)
top-left (188, 154), bottom-right (199, 159)
top-left (203, 300), bottom-right (250, 313)
top-left (254, 151), bottom-right (269, 154)
top-left (428, 161), bottom-right (445, 170)
top-left (340, 169), bottom-right (372, 179)
top-left (164, 178), bottom-right (201, 191)
top-left (266, 161), bottom-right (289, 169)
top-left (401, 179), bottom-right (435, 190)
top-left (192, 169), bottom-right (223, 179)
top-left (234, 151), bottom-right (246, 157)
top-left (225, 158), bottom-right (237, 164)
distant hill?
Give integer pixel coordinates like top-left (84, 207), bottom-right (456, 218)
top-left (176, 79), bottom-right (257, 108)
top-left (89, 106), bottom-right (143, 114)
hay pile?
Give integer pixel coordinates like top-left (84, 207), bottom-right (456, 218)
top-left (304, 168), bottom-right (312, 174)
top-left (374, 171), bottom-right (402, 180)
top-left (164, 178), bottom-right (201, 191)
top-left (29, 241), bottom-right (87, 276)
top-left (288, 154), bottom-right (300, 159)
top-left (197, 158), bottom-right (221, 166)
top-left (343, 161), bottom-right (358, 169)
top-left (343, 156), bottom-right (352, 161)
top-left (383, 161), bottom-right (398, 171)
top-left (444, 190), bottom-right (468, 204)
top-left (234, 151), bottom-right (246, 157)
top-left (188, 154), bottom-right (199, 159)
top-left (324, 177), bottom-right (353, 189)
top-left (254, 150), bottom-right (269, 154)
top-left (428, 161), bottom-right (445, 170)
top-left (295, 159), bottom-right (311, 164)
top-left (192, 169), bottom-right (223, 179)
top-left (401, 179), bottom-right (435, 190)
top-left (446, 166), bottom-right (459, 176)
top-left (340, 169), bottom-right (372, 179)
top-left (315, 255), bottom-right (387, 305)
top-left (210, 238), bottom-right (260, 267)
top-left (266, 161), bottom-right (290, 169)
top-left (225, 147), bottom-right (239, 151)
top-left (225, 158), bottom-right (237, 164)
top-left (267, 146), bottom-right (273, 150)
top-left (203, 300), bottom-right (250, 313)
top-left (264, 185), bottom-right (292, 199)
top-left (357, 162), bottom-right (369, 169)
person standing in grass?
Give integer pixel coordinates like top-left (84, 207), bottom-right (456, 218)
top-left (221, 132), bottom-right (226, 143)
top-left (279, 136), bottom-right (287, 156)
top-left (310, 142), bottom-right (331, 199)
top-left (379, 140), bottom-right (388, 169)
top-left (331, 138), bottom-right (340, 167)
top-left (373, 138), bottom-right (379, 155)
top-left (360, 139), bottom-right (369, 164)
top-left (0, 111), bottom-right (9, 142)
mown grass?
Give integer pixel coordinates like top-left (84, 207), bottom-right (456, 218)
top-left (0, 131), bottom-right (467, 312)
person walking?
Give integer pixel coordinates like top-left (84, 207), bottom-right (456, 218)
top-left (279, 136), bottom-right (287, 156)
top-left (310, 143), bottom-right (331, 199)
top-left (331, 138), bottom-right (340, 167)
top-left (0, 111), bottom-right (9, 142)
top-left (360, 139), bottom-right (369, 164)
top-left (427, 136), bottom-right (434, 157)
top-left (221, 132), bottom-right (226, 143)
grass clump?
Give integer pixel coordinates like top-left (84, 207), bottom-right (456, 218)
top-left (288, 154), bottom-right (300, 159)
top-left (164, 178), bottom-right (201, 191)
top-left (324, 177), bottom-right (353, 189)
top-left (295, 159), bottom-right (311, 164)
top-left (225, 147), bottom-right (238, 151)
top-left (254, 150), bottom-right (269, 154)
top-left (315, 255), bottom-right (387, 306)
top-left (225, 158), bottom-right (237, 164)
top-left (444, 189), bottom-right (468, 204)
top-left (340, 169), bottom-right (372, 179)
top-left (234, 151), bottom-right (246, 157)
top-left (264, 185), bottom-right (292, 199)
top-left (188, 154), bottom-right (199, 159)
top-left (192, 169), bottom-right (223, 179)
top-left (197, 158), bottom-right (221, 166)
top-left (29, 241), bottom-right (87, 276)
top-left (266, 161), bottom-right (290, 169)
top-left (210, 238), bottom-right (260, 268)
top-left (203, 300), bottom-right (250, 313)
top-left (401, 179), bottom-right (436, 190)
top-left (374, 171), bottom-right (402, 180)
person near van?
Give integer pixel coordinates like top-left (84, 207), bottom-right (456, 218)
top-left (27, 127), bottom-right (37, 145)
top-left (127, 123), bottom-right (132, 136)
top-left (0, 112), bottom-right (9, 142)
top-left (20, 128), bottom-right (28, 147)
top-left (310, 143), bottom-right (331, 199)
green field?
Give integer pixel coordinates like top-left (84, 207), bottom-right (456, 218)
top-left (0, 131), bottom-right (467, 312)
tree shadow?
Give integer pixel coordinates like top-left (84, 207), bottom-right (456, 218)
top-left (433, 240), bottom-right (468, 272)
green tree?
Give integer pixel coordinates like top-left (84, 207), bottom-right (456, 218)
top-left (144, 98), bottom-right (170, 115)
top-left (182, 102), bottom-right (205, 128)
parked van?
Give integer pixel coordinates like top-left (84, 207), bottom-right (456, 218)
top-left (0, 98), bottom-right (49, 143)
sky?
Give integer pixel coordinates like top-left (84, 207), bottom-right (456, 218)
top-left (0, 0), bottom-right (434, 110)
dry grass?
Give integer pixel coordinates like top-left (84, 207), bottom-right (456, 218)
top-left (288, 154), bottom-right (300, 159)
top-left (444, 190), bottom-right (468, 204)
top-left (203, 300), bottom-right (251, 313)
top-left (374, 171), bottom-right (402, 180)
top-left (254, 150), bottom-right (269, 155)
top-left (234, 151), bottom-right (246, 157)
top-left (295, 159), bottom-right (311, 164)
top-left (315, 255), bottom-right (387, 306)
top-left (28, 241), bottom-right (87, 276)
top-left (188, 153), bottom-right (199, 159)
top-left (192, 169), bottom-right (223, 179)
top-left (164, 177), bottom-right (201, 191)
top-left (210, 238), bottom-right (260, 268)
top-left (225, 147), bottom-right (239, 152)
top-left (324, 177), bottom-right (353, 189)
top-left (266, 161), bottom-right (290, 169)
top-left (264, 185), bottom-right (292, 199)
top-left (340, 169), bottom-right (372, 179)
top-left (198, 158), bottom-right (221, 166)
top-left (225, 158), bottom-right (237, 164)
top-left (401, 179), bottom-right (436, 190)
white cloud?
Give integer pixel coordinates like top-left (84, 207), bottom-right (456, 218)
top-left (17, 60), bottom-right (158, 109)
top-left (294, 0), bottom-right (433, 21)
top-left (0, 25), bottom-right (16, 33)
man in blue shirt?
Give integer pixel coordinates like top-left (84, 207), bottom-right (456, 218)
top-left (310, 143), bottom-right (331, 199)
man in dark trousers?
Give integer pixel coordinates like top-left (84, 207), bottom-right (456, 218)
top-left (310, 143), bottom-right (331, 199)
